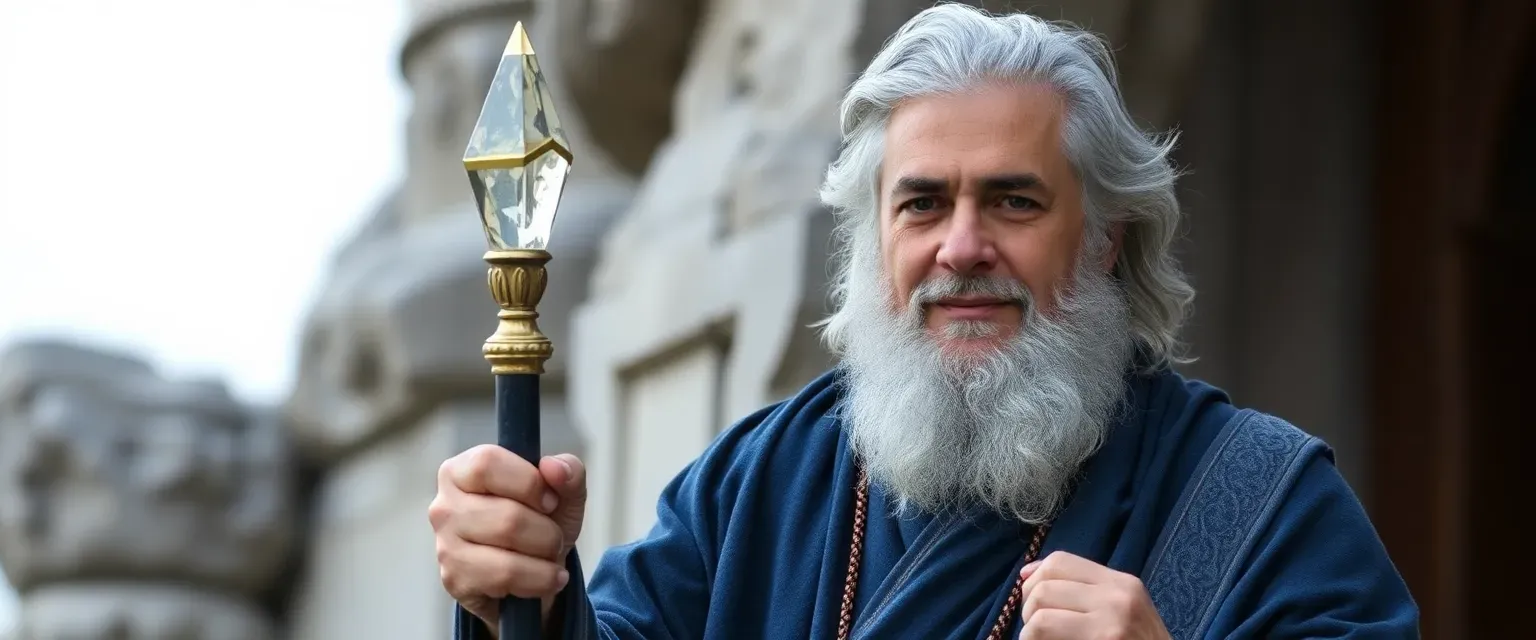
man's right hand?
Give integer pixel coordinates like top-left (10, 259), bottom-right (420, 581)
top-left (429, 445), bottom-right (589, 632)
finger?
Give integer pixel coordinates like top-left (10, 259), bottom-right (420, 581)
top-left (1017, 552), bottom-right (1103, 613)
top-left (1018, 608), bottom-right (1091, 639)
top-left (445, 445), bottom-right (554, 512)
top-left (453, 494), bottom-right (565, 560)
top-left (539, 454), bottom-right (587, 499)
top-left (439, 539), bottom-right (571, 601)
top-left (1017, 579), bottom-right (1096, 626)
top-left (1021, 550), bottom-right (1115, 585)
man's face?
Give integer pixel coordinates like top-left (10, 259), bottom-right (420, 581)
top-left (879, 82), bottom-right (1092, 358)
top-left (838, 82), bottom-right (1136, 523)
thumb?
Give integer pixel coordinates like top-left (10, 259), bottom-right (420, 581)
top-left (539, 454), bottom-right (587, 550)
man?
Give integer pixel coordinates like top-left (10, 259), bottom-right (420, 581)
top-left (430, 5), bottom-right (1418, 639)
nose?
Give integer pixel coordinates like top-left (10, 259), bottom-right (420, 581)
top-left (934, 204), bottom-right (998, 275)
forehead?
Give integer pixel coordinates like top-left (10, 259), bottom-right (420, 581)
top-left (881, 82), bottom-right (1069, 185)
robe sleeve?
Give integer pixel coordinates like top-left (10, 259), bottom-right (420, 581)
top-left (1203, 452), bottom-right (1421, 638)
top-left (553, 402), bottom-right (787, 639)
top-left (568, 460), bottom-right (717, 639)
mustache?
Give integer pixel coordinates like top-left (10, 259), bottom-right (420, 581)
top-left (908, 274), bottom-right (1034, 310)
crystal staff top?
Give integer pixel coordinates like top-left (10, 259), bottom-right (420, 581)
top-left (462, 22), bottom-right (573, 251)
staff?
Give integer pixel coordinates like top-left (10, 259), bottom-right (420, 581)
top-left (460, 21), bottom-right (572, 639)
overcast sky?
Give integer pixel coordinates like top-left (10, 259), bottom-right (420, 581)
top-left (0, 0), bottom-right (408, 630)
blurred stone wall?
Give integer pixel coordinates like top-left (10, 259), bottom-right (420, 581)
top-left (0, 342), bottom-right (298, 639)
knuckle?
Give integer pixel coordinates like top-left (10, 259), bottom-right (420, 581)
top-left (1021, 609), bottom-right (1058, 638)
top-left (497, 504), bottom-right (525, 541)
top-left (426, 497), bottom-right (453, 529)
top-left (488, 556), bottom-right (521, 597)
top-left (1033, 579), bottom-right (1058, 600)
top-left (1121, 573), bottom-right (1147, 595)
top-left (1118, 592), bottom-right (1138, 615)
top-left (501, 512), bottom-right (561, 559)
top-left (498, 564), bottom-right (529, 598)
top-left (1035, 609), bottom-right (1065, 628)
top-left (1109, 584), bottom-right (1139, 614)
top-left (463, 445), bottom-right (498, 479)
top-left (439, 563), bottom-right (465, 598)
top-left (511, 465), bottom-right (542, 499)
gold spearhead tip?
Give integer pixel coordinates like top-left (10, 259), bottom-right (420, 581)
top-left (504, 21), bottom-right (534, 56)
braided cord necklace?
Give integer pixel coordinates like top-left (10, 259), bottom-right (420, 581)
top-left (834, 467), bottom-right (1051, 640)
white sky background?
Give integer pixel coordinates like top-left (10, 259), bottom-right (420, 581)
top-left (0, 0), bottom-right (409, 631)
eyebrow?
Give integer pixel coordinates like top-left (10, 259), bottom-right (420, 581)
top-left (980, 173), bottom-right (1044, 192)
top-left (889, 173), bottom-right (1047, 198)
top-left (890, 176), bottom-right (948, 196)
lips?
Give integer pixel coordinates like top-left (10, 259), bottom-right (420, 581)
top-left (937, 297), bottom-right (1007, 308)
top-left (934, 298), bottom-right (1012, 320)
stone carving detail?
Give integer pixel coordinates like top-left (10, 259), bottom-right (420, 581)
top-left (282, 213), bottom-right (502, 461)
top-left (545, 0), bottom-right (705, 177)
top-left (0, 341), bottom-right (296, 639)
top-left (586, 0), bottom-right (853, 298)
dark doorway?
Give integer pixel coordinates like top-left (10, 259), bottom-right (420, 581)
top-left (1370, 2), bottom-right (1534, 637)
top-left (1462, 36), bottom-right (1534, 639)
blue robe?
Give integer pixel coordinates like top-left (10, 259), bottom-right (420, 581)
top-left (456, 367), bottom-right (1418, 638)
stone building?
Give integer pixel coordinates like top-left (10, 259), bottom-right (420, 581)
top-left (1, 0), bottom-right (1530, 638)
top-left (0, 342), bottom-right (299, 639)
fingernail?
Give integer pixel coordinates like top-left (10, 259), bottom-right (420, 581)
top-left (541, 490), bottom-right (558, 513)
top-left (556, 569), bottom-right (570, 589)
top-left (1020, 560), bottom-right (1041, 575)
top-left (553, 456), bottom-right (573, 486)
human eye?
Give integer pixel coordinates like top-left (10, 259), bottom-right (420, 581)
top-left (899, 196), bottom-right (941, 214)
top-left (999, 195), bottom-right (1041, 211)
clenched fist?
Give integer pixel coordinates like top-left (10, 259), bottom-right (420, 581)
top-left (429, 445), bottom-right (589, 631)
top-left (1017, 551), bottom-right (1171, 640)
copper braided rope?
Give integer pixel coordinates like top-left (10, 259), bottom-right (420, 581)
top-left (836, 466), bottom-right (1051, 640)
top-left (836, 466), bottom-right (870, 640)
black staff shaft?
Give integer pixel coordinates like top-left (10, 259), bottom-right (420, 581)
top-left (497, 373), bottom-right (542, 639)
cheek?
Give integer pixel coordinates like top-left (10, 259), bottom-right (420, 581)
top-left (881, 228), bottom-right (930, 301)
top-left (998, 226), bottom-right (1082, 305)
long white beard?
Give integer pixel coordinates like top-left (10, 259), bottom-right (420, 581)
top-left (837, 253), bottom-right (1136, 524)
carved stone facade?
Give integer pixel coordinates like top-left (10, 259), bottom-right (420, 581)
top-left (0, 342), bottom-right (297, 639)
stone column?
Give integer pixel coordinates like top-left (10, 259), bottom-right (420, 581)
top-left (0, 342), bottom-right (297, 640)
top-left (565, 0), bottom-right (871, 561)
top-left (280, 0), bottom-right (634, 636)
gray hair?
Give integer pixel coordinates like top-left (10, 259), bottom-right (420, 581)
top-left (817, 3), bottom-right (1194, 369)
